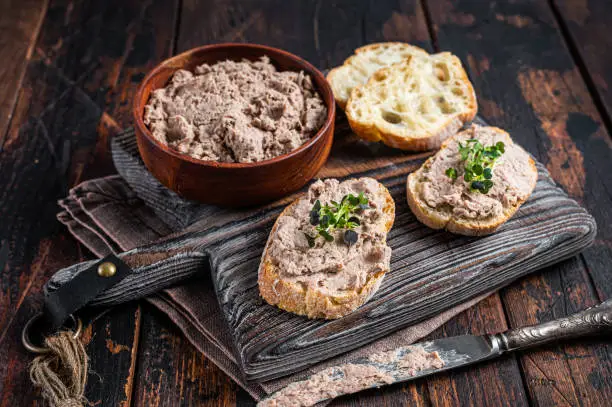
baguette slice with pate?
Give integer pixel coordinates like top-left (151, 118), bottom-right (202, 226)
top-left (406, 125), bottom-right (537, 236)
top-left (346, 52), bottom-right (477, 151)
top-left (326, 42), bottom-right (429, 109)
top-left (258, 178), bottom-right (395, 319)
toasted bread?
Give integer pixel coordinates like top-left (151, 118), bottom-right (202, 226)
top-left (406, 125), bottom-right (537, 236)
top-left (326, 42), bottom-right (429, 109)
top-left (345, 53), bottom-right (477, 151)
top-left (258, 179), bottom-right (395, 319)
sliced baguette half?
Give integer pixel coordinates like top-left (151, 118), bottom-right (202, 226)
top-left (327, 42), bottom-right (429, 109)
top-left (406, 125), bottom-right (537, 236)
top-left (346, 52), bottom-right (477, 151)
top-left (258, 178), bottom-right (395, 319)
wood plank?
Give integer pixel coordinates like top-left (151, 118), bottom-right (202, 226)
top-left (552, 0), bottom-right (612, 129)
top-left (132, 305), bottom-right (239, 407)
top-left (179, 0), bottom-right (429, 70)
top-left (83, 122), bottom-right (567, 404)
top-left (0, 59), bottom-right (135, 406)
top-left (33, 0), bottom-right (178, 128)
top-left (0, 0), bottom-right (48, 144)
top-left (36, 1), bottom-right (180, 404)
top-left (332, 381), bottom-right (430, 407)
top-left (424, 0), bottom-right (612, 404)
top-left (0, 0), bottom-right (179, 404)
top-left (178, 0), bottom-right (319, 62)
top-left (502, 259), bottom-right (612, 406)
top-left (79, 304), bottom-right (142, 407)
top-left (425, 295), bottom-right (529, 406)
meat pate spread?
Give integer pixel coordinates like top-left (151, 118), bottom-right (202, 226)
top-left (368, 345), bottom-right (445, 375)
top-left (259, 345), bottom-right (444, 406)
top-left (418, 125), bottom-right (536, 219)
top-left (396, 347), bottom-right (444, 375)
top-left (143, 56), bottom-right (327, 163)
top-left (259, 364), bottom-right (393, 407)
top-left (267, 178), bottom-right (391, 297)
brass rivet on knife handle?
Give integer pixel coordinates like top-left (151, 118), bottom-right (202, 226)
top-left (97, 262), bottom-right (117, 278)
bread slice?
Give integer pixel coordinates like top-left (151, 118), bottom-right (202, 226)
top-left (327, 42), bottom-right (429, 109)
top-left (345, 52), bottom-right (477, 151)
top-left (258, 178), bottom-right (395, 319)
top-left (406, 125), bottom-right (537, 236)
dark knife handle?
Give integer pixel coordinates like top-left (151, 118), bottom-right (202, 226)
top-left (491, 299), bottom-right (612, 352)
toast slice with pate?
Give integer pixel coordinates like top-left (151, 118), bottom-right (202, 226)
top-left (258, 178), bottom-right (395, 319)
top-left (326, 42), bottom-right (429, 109)
top-left (406, 125), bottom-right (537, 236)
top-left (346, 52), bottom-right (477, 151)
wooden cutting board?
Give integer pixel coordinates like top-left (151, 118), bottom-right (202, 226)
top-left (203, 117), bottom-right (596, 381)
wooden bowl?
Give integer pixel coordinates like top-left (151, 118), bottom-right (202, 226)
top-left (133, 43), bottom-right (335, 207)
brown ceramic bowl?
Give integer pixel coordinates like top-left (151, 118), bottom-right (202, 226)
top-left (133, 43), bottom-right (335, 207)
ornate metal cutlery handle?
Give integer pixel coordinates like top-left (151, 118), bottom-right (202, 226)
top-left (491, 299), bottom-right (612, 352)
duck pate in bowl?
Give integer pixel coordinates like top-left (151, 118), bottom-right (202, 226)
top-left (133, 43), bottom-right (335, 206)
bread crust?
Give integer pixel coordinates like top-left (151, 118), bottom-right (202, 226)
top-left (352, 42), bottom-right (427, 56)
top-left (406, 127), bottom-right (537, 236)
top-left (345, 54), bottom-right (477, 151)
top-left (258, 183), bottom-right (395, 319)
top-left (326, 65), bottom-right (350, 110)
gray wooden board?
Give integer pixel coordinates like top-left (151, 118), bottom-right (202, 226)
top-left (205, 120), bottom-right (596, 382)
top-left (47, 117), bottom-right (597, 383)
top-left (210, 163), bottom-right (594, 381)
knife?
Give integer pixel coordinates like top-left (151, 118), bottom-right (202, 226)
top-left (258, 299), bottom-right (612, 406)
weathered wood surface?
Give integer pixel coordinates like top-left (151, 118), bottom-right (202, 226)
top-left (426, 0), bottom-right (612, 404)
top-left (0, 0), bottom-right (187, 405)
top-left (0, 56), bottom-right (136, 405)
top-left (132, 304), bottom-right (240, 407)
top-left (1, 0), bottom-right (611, 406)
top-left (425, 294), bottom-right (529, 406)
top-left (0, 0), bottom-right (48, 146)
top-left (553, 0), bottom-right (612, 129)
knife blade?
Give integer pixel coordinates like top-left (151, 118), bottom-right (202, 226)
top-left (258, 299), bottom-right (612, 407)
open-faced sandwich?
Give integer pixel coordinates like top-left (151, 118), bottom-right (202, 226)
top-left (258, 178), bottom-right (395, 319)
top-left (407, 125), bottom-right (537, 236)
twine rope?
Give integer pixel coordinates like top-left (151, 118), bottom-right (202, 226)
top-left (29, 331), bottom-right (88, 407)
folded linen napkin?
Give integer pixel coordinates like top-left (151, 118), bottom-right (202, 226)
top-left (56, 130), bottom-right (490, 400)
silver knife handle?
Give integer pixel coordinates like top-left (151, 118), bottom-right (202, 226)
top-left (492, 299), bottom-right (612, 352)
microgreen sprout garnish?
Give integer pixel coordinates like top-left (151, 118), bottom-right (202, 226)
top-left (445, 168), bottom-right (457, 180)
top-left (305, 192), bottom-right (369, 247)
top-left (446, 139), bottom-right (505, 194)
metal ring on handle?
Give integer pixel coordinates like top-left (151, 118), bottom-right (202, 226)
top-left (22, 313), bottom-right (83, 354)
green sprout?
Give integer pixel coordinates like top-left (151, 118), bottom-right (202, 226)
top-left (305, 192), bottom-right (369, 247)
top-left (446, 139), bottom-right (505, 194)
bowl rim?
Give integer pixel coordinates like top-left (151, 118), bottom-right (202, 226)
top-left (132, 42), bottom-right (336, 169)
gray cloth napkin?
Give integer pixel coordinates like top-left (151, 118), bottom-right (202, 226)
top-left (56, 130), bottom-right (490, 401)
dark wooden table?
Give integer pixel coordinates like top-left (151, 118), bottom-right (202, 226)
top-left (1, 0), bottom-right (611, 405)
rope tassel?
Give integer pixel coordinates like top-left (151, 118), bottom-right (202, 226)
top-left (29, 331), bottom-right (88, 407)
